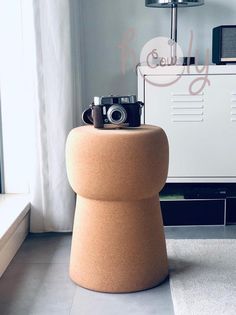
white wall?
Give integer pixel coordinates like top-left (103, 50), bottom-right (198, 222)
top-left (80, 0), bottom-right (236, 107)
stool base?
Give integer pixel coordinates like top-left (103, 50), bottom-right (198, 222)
top-left (70, 196), bottom-right (169, 293)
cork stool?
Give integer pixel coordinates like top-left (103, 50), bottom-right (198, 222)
top-left (66, 125), bottom-right (169, 293)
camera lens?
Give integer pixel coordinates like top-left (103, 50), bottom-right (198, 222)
top-left (107, 105), bottom-right (127, 125)
top-left (111, 111), bottom-right (122, 121)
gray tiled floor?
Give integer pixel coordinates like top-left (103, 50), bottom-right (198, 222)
top-left (1, 226), bottom-right (236, 315)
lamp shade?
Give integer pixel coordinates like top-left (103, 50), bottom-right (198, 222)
top-left (145, 0), bottom-right (204, 7)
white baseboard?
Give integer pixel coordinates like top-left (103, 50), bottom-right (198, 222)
top-left (0, 194), bottom-right (30, 277)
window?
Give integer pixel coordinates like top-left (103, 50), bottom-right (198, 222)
top-left (0, 0), bottom-right (31, 193)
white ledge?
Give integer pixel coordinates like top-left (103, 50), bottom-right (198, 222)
top-left (0, 194), bottom-right (30, 277)
top-left (0, 194), bottom-right (30, 248)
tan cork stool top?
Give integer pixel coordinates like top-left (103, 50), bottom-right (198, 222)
top-left (66, 125), bottom-right (169, 293)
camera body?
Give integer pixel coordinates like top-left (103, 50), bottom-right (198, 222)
top-left (82, 95), bottom-right (143, 128)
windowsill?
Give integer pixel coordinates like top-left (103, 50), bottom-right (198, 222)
top-left (0, 194), bottom-right (30, 255)
top-left (0, 194), bottom-right (30, 248)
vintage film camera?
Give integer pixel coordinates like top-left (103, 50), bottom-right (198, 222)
top-left (82, 95), bottom-right (144, 128)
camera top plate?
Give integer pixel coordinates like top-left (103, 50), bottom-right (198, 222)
top-left (94, 95), bottom-right (137, 106)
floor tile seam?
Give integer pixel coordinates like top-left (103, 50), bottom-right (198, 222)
top-left (69, 287), bottom-right (77, 315)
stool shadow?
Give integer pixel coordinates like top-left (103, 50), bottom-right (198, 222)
top-left (71, 277), bottom-right (174, 315)
top-left (168, 257), bottom-right (200, 276)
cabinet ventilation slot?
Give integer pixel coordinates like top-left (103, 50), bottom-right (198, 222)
top-left (171, 93), bottom-right (204, 103)
top-left (171, 99), bottom-right (204, 103)
top-left (172, 105), bottom-right (204, 109)
top-left (231, 100), bottom-right (236, 120)
top-left (170, 91), bottom-right (205, 122)
top-left (171, 101), bottom-right (204, 122)
top-left (171, 111), bottom-right (204, 122)
top-left (231, 105), bottom-right (236, 121)
top-left (172, 112), bottom-right (204, 116)
top-left (172, 117), bottom-right (203, 122)
top-left (172, 92), bottom-right (204, 96)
